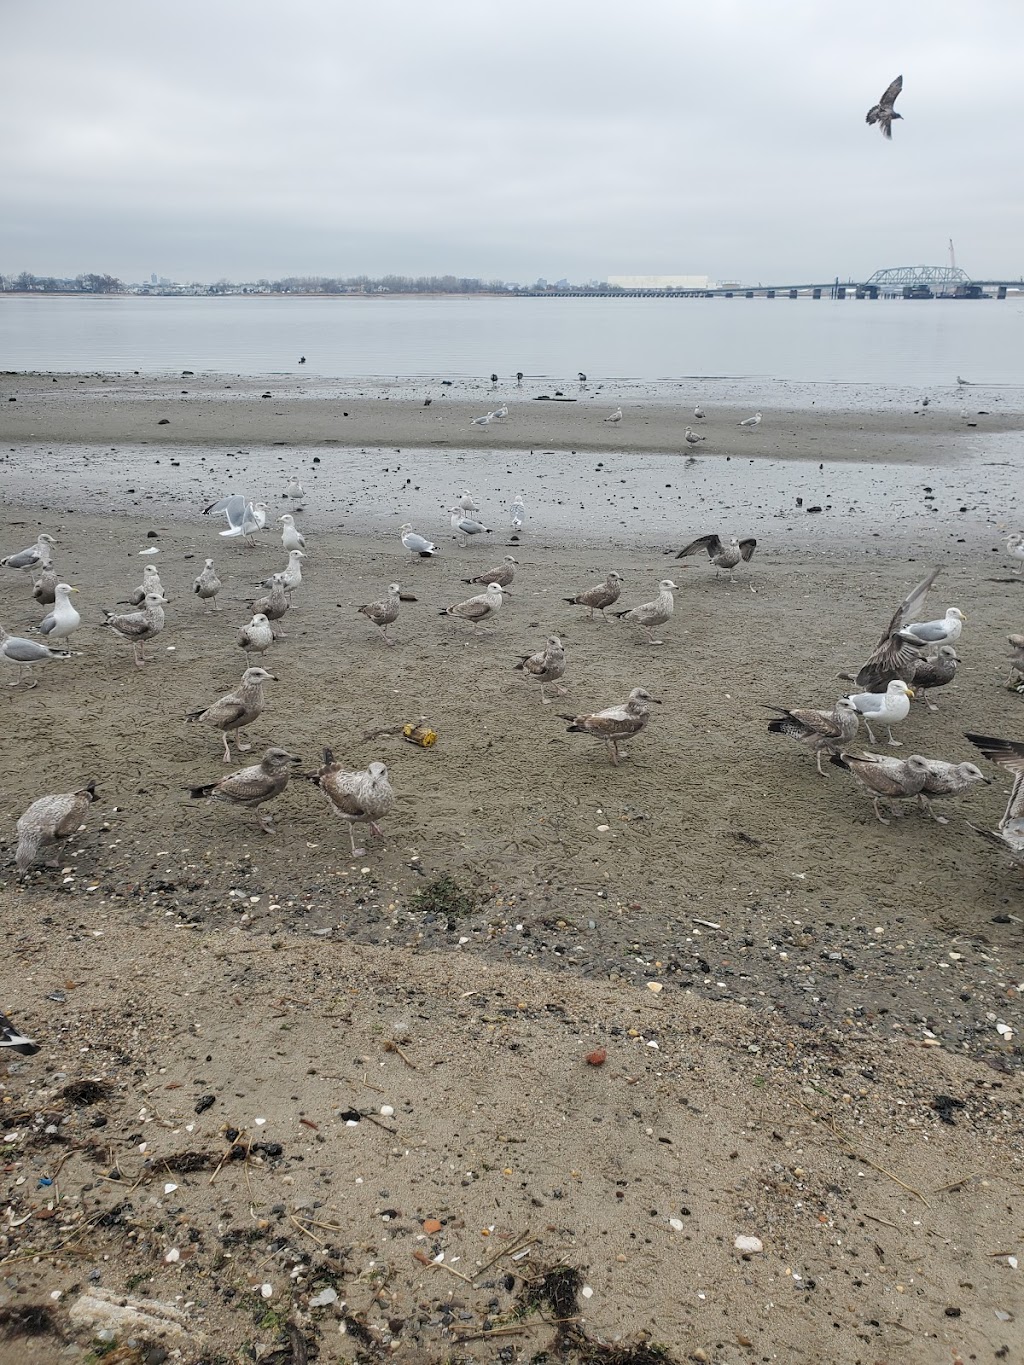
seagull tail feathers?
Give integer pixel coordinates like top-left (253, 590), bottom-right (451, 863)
top-left (186, 783), bottom-right (217, 800)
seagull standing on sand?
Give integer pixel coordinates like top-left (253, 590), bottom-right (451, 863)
top-left (1, 533), bottom-right (57, 574)
top-left (186, 666), bottom-right (276, 762)
top-left (357, 582), bottom-right (402, 646)
top-left (313, 751), bottom-right (395, 857)
top-left (511, 495), bottom-right (526, 533)
top-left (438, 581), bottom-right (505, 632)
top-left (285, 476), bottom-right (305, 507)
top-left (193, 558), bottom-right (222, 611)
top-left (260, 549), bottom-right (304, 600)
top-left (0, 624), bottom-right (63, 687)
top-left (450, 508), bottom-right (492, 547)
top-left (916, 759), bottom-right (989, 824)
top-left (15, 782), bottom-right (98, 874)
top-left (737, 411), bottom-right (762, 428)
top-left (693, 405), bottom-right (705, 420)
top-left (515, 634), bottom-right (566, 704)
top-left (1006, 534), bottom-right (1024, 574)
top-left (767, 698), bottom-right (860, 776)
top-left (604, 407), bottom-right (623, 424)
top-left (278, 514), bottom-right (306, 553)
top-left (101, 592), bottom-right (169, 668)
top-left (458, 490), bottom-right (480, 514)
top-left (126, 564), bottom-right (163, 605)
top-left (251, 574), bottom-right (290, 636)
top-left (492, 404), bottom-right (508, 420)
top-left (400, 523), bottom-right (437, 559)
top-left (564, 571), bottom-right (623, 622)
top-left (844, 567), bottom-right (940, 693)
top-left (238, 613), bottom-right (274, 665)
top-left (866, 75), bottom-right (903, 139)
top-left (462, 556), bottom-right (517, 589)
top-left (683, 427), bottom-right (705, 446)
top-left (0, 1013), bottom-right (39, 1056)
top-left (830, 750), bottom-right (930, 824)
top-left (188, 747), bottom-right (300, 833)
top-left (36, 584), bottom-right (80, 653)
top-left (844, 678), bottom-right (914, 746)
top-left (612, 579), bottom-right (678, 646)
top-left (470, 412), bottom-right (495, 426)
top-left (910, 646), bottom-right (959, 711)
top-left (561, 688), bottom-right (660, 766)
top-left (33, 566), bottom-right (58, 606)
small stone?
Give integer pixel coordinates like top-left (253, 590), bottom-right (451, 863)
top-left (261, 1283), bottom-right (273, 1299)
top-left (734, 1235), bottom-right (764, 1254)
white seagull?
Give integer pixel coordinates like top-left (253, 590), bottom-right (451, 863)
top-left (278, 513), bottom-right (306, 552)
top-left (737, 411), bottom-right (762, 428)
top-left (450, 508), bottom-right (492, 547)
top-left (604, 407), bottom-right (623, 423)
top-left (844, 678), bottom-right (914, 747)
top-left (400, 523), bottom-right (437, 558)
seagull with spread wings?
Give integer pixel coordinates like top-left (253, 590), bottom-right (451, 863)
top-left (866, 76), bottom-right (903, 139)
top-left (843, 567), bottom-right (939, 693)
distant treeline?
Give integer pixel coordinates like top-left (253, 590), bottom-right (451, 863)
top-left (0, 272), bottom-right (605, 296)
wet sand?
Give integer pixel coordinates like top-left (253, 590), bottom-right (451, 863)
top-left (0, 375), bottom-right (1022, 1363)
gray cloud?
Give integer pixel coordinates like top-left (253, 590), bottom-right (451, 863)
top-left (3, 0), bottom-right (1022, 283)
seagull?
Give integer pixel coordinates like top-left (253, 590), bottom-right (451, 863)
top-left (462, 556), bottom-right (517, 588)
top-left (0, 624), bottom-right (63, 687)
top-left (188, 747), bottom-right (300, 833)
top-left (737, 411), bottom-right (762, 428)
top-left (675, 533), bottom-right (756, 581)
top-left (561, 688), bottom-right (660, 766)
top-left (510, 495), bottom-right (526, 533)
top-left (126, 564), bottom-right (163, 605)
top-left (205, 495), bottom-right (268, 545)
top-left (693, 405), bottom-right (705, 420)
top-left (683, 427), bottom-right (705, 446)
top-left (902, 607), bottom-right (966, 650)
top-left (611, 579), bottom-right (678, 646)
top-left (604, 408), bottom-right (623, 423)
top-left (470, 412), bottom-right (495, 426)
top-left (313, 751), bottom-right (395, 857)
top-left (1006, 635), bottom-right (1024, 690)
top-left (36, 584), bottom-right (80, 652)
top-left (101, 592), bottom-right (169, 668)
top-left (278, 514), bottom-right (306, 552)
top-left (438, 581), bottom-right (505, 632)
top-left (830, 751), bottom-right (930, 824)
top-left (767, 698), bottom-right (860, 776)
top-left (450, 509), bottom-right (492, 547)
top-left (515, 634), bottom-right (566, 704)
top-left (458, 490), bottom-right (480, 514)
top-left (910, 646), bottom-right (959, 711)
top-left (238, 613), bottom-right (274, 665)
top-left (916, 758), bottom-right (989, 824)
top-left (251, 574), bottom-right (290, 637)
top-left (845, 567), bottom-right (940, 693)
top-left (193, 558), bottom-right (222, 611)
top-left (492, 404), bottom-right (509, 420)
top-left (259, 549), bottom-right (304, 599)
top-left (1, 533), bottom-right (57, 573)
top-left (285, 476), bottom-right (305, 507)
top-left (186, 666), bottom-right (275, 761)
top-left (866, 75), bottom-right (903, 138)
top-left (578, 372), bottom-right (587, 383)
top-left (0, 1013), bottom-right (39, 1056)
top-left (964, 733), bottom-right (1024, 863)
top-left (1006, 534), bottom-right (1024, 574)
top-left (357, 582), bottom-right (402, 646)
top-left (400, 523), bottom-right (437, 558)
top-left (564, 571), bottom-right (623, 622)
top-left (15, 781), bottom-right (98, 875)
top-left (844, 678), bottom-right (914, 746)
top-left (32, 565), bottom-right (58, 607)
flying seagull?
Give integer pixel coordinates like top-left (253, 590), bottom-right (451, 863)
top-left (866, 75), bottom-right (903, 139)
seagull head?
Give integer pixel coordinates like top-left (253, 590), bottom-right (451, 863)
top-left (946, 607), bottom-right (966, 622)
top-left (243, 667), bottom-right (277, 684)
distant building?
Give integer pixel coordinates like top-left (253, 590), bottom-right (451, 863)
top-left (607, 274), bottom-right (716, 291)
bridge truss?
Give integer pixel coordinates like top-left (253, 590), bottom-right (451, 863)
top-left (865, 265), bottom-right (973, 287)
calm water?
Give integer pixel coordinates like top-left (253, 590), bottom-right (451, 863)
top-left (1, 294), bottom-right (1022, 393)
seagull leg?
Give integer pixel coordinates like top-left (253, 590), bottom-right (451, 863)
top-left (133, 643), bottom-right (145, 668)
top-left (222, 733), bottom-right (232, 763)
top-left (861, 717), bottom-right (878, 745)
top-left (815, 749), bottom-right (827, 777)
top-left (871, 796), bottom-right (891, 825)
top-left (886, 727), bottom-right (902, 747)
top-left (918, 794), bottom-right (948, 825)
top-left (379, 625), bottom-right (394, 647)
top-left (258, 811), bottom-right (276, 833)
top-left (540, 682), bottom-right (549, 705)
top-left (369, 821), bottom-right (384, 838)
top-left (607, 739), bottom-right (620, 766)
top-left (348, 824), bottom-right (366, 858)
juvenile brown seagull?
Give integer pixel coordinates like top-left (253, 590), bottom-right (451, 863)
top-left (564, 571), bottom-right (622, 622)
top-left (514, 634), bottom-right (566, 704)
top-left (438, 581), bottom-right (505, 632)
top-left (237, 612), bottom-right (274, 664)
top-left (829, 750), bottom-right (930, 824)
top-left (561, 687), bottom-right (660, 766)
top-left (916, 758), bottom-right (989, 824)
top-left (193, 558), bottom-right (222, 611)
top-left (188, 747), bottom-right (300, 834)
top-left (845, 567), bottom-right (939, 692)
top-left (611, 579), bottom-right (677, 645)
top-left (186, 666), bottom-right (275, 762)
top-left (358, 582), bottom-right (402, 646)
top-left (101, 591), bottom-right (169, 667)
top-left (767, 698), bottom-right (860, 775)
top-left (314, 751), bottom-right (395, 857)
top-left (15, 782), bottom-right (98, 875)
top-left (252, 574), bottom-right (290, 637)
top-left (462, 556), bottom-right (517, 588)
top-left (675, 533), bottom-right (756, 581)
top-left (866, 75), bottom-right (903, 139)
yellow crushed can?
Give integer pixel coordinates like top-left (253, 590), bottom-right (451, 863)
top-left (402, 722), bottom-right (437, 748)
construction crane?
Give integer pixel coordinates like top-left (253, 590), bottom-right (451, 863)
top-left (949, 238), bottom-right (957, 271)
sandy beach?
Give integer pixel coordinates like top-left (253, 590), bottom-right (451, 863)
top-left (1, 376), bottom-right (1022, 1364)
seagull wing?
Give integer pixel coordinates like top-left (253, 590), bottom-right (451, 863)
top-left (879, 75), bottom-right (902, 109)
top-left (676, 533), bottom-right (722, 560)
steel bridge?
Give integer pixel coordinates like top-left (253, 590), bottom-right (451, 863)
top-left (521, 266), bottom-right (1021, 300)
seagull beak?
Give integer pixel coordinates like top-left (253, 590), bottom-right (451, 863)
top-left (69, 587), bottom-right (80, 593)
top-left (905, 687), bottom-right (914, 697)
top-left (650, 698), bottom-right (663, 705)
top-left (288, 754), bottom-right (302, 764)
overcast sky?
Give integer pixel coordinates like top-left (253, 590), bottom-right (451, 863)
top-left (3, 0), bottom-right (1022, 284)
